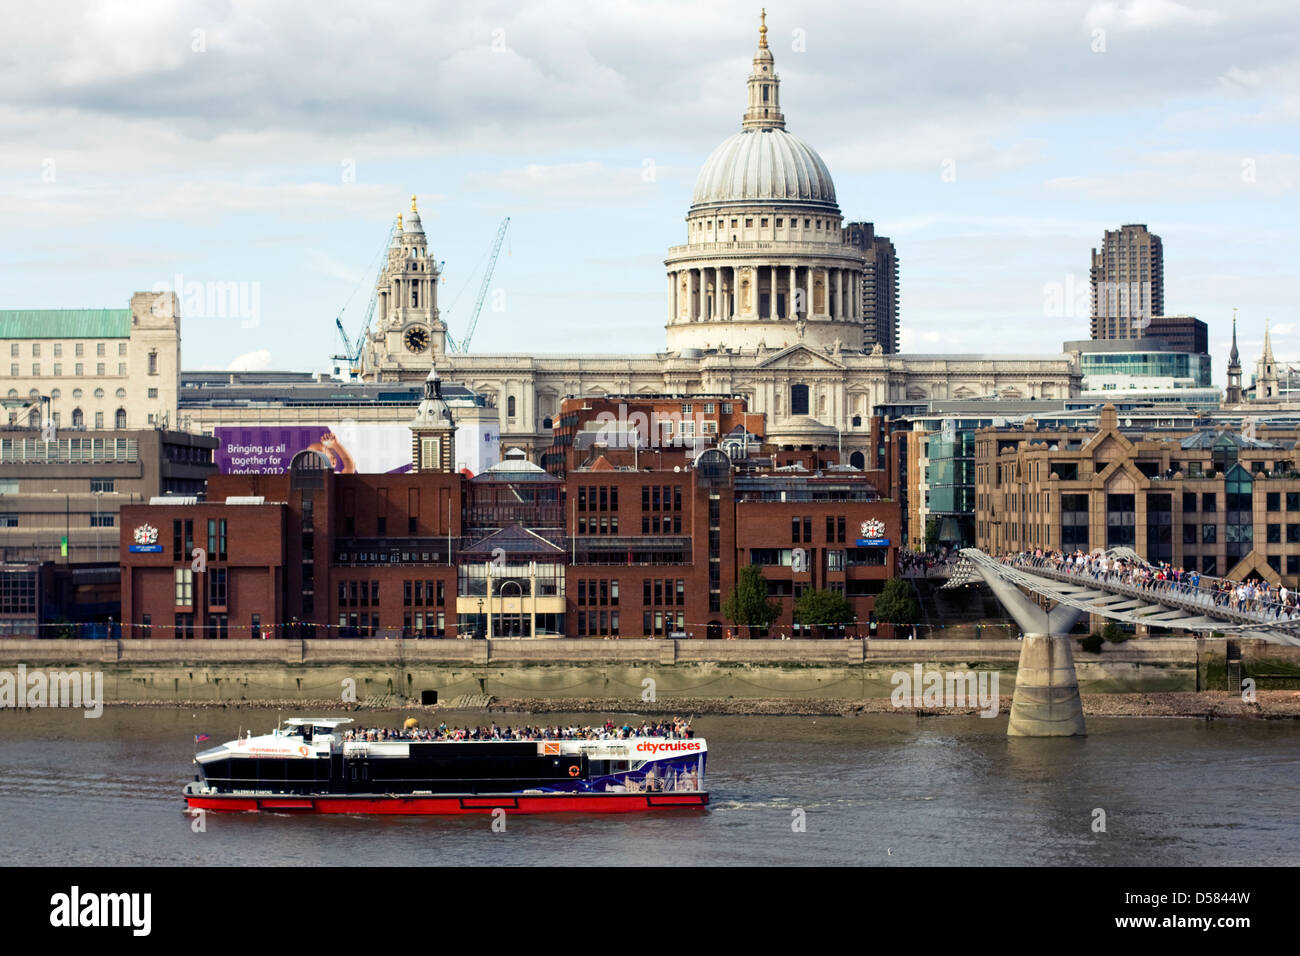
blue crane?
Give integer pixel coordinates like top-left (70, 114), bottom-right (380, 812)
top-left (332, 217), bottom-right (399, 378)
top-left (446, 216), bottom-right (510, 353)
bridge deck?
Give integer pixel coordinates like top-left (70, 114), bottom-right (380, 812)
top-left (948, 550), bottom-right (1300, 647)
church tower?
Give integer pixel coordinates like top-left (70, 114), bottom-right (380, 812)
top-left (1255, 318), bottom-right (1279, 401)
top-left (409, 365), bottom-right (457, 473)
top-left (1225, 309), bottom-right (1243, 404)
top-left (367, 196), bottom-right (446, 380)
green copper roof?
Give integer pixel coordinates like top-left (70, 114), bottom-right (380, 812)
top-left (0, 309), bottom-right (132, 339)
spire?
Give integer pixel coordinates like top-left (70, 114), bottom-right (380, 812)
top-left (411, 194), bottom-right (418, 213)
top-left (1229, 308), bottom-right (1239, 366)
top-left (742, 10), bottom-right (784, 130)
top-left (1263, 317), bottom-right (1275, 363)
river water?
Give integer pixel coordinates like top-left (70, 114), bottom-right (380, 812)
top-left (1, 707), bottom-right (1296, 866)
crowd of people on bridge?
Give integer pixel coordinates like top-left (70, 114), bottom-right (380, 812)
top-left (1007, 549), bottom-right (1300, 620)
top-left (341, 717), bottom-right (695, 743)
top-left (900, 548), bottom-right (959, 577)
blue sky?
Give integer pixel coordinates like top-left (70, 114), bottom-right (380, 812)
top-left (1, 0), bottom-right (1296, 386)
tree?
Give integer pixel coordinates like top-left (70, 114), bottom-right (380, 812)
top-left (722, 564), bottom-right (781, 638)
top-left (874, 577), bottom-right (920, 634)
top-left (794, 589), bottom-right (856, 638)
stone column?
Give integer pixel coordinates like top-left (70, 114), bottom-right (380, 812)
top-left (378, 290), bottom-right (387, 325)
top-left (789, 265), bottom-right (797, 319)
top-left (769, 265), bottom-right (777, 319)
top-left (688, 270), bottom-right (697, 321)
top-left (668, 271), bottom-right (676, 322)
top-left (976, 565), bottom-right (1086, 736)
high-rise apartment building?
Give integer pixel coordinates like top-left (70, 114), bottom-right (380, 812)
top-left (844, 221), bottom-right (900, 353)
top-left (1090, 224), bottom-right (1164, 340)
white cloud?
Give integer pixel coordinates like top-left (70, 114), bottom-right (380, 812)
top-left (1085, 0), bottom-right (1224, 30)
top-left (227, 349), bottom-right (272, 371)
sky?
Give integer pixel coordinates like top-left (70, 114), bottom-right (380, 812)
top-left (1, 0), bottom-right (1297, 386)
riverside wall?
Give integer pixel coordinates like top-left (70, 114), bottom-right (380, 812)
top-left (0, 637), bottom-right (1287, 704)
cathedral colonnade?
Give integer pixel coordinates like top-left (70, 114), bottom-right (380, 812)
top-left (667, 264), bottom-right (862, 323)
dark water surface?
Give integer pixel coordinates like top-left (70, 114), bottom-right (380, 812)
top-left (0, 707), bottom-right (1296, 866)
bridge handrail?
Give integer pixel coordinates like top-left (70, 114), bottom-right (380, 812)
top-left (1005, 554), bottom-right (1300, 631)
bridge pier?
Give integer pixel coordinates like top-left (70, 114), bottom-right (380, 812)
top-left (976, 566), bottom-right (1086, 737)
top-left (1007, 634), bottom-right (1086, 737)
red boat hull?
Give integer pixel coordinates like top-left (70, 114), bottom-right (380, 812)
top-left (185, 792), bottom-right (708, 815)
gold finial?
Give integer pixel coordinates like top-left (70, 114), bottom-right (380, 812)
top-left (397, 212), bottom-right (403, 230)
top-left (411, 194), bottom-right (418, 213)
top-left (759, 8), bottom-right (767, 48)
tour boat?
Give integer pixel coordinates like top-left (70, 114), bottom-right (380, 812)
top-left (183, 718), bottom-right (708, 814)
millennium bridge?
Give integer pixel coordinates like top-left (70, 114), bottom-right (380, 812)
top-left (943, 548), bottom-right (1300, 738)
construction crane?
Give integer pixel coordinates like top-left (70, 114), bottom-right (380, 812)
top-left (446, 216), bottom-right (510, 353)
top-left (331, 217), bottom-right (399, 378)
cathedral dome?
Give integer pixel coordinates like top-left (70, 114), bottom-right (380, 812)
top-left (692, 128), bottom-right (836, 209)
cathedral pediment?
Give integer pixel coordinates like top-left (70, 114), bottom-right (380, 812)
top-left (754, 344), bottom-right (846, 371)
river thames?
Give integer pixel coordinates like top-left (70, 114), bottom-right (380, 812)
top-left (1, 708), bottom-right (1296, 866)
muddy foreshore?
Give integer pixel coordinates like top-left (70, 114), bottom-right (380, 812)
top-left (71, 691), bottom-right (1300, 720)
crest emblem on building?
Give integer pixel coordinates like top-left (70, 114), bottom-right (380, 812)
top-left (133, 524), bottom-right (159, 546)
top-left (860, 519), bottom-right (885, 538)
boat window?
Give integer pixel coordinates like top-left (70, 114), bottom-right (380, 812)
top-left (283, 726), bottom-right (303, 737)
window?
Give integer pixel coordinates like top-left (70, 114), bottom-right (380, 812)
top-left (118, 363), bottom-right (126, 376)
top-left (115, 408), bottom-right (126, 428)
top-left (53, 363), bottom-right (61, 376)
top-left (0, 513), bottom-right (17, 528)
top-left (75, 343), bottom-right (83, 357)
top-left (207, 518), bottom-right (227, 561)
top-left (1202, 524), bottom-right (1217, 544)
top-left (209, 568), bottom-right (228, 606)
top-left (90, 477), bottom-right (115, 493)
top-left (75, 363), bottom-right (83, 376)
top-left (94, 411), bottom-right (104, 429)
top-left (791, 383), bottom-right (809, 416)
top-left (96, 343), bottom-right (105, 357)
top-left (507, 396), bottom-right (516, 418)
top-left (175, 568), bottom-right (194, 606)
top-left (32, 344), bottom-right (39, 357)
top-left (118, 343), bottom-right (126, 356)
top-left (96, 363), bottom-right (105, 376)
top-left (1267, 492), bottom-right (1280, 511)
top-left (148, 351), bottom-right (158, 375)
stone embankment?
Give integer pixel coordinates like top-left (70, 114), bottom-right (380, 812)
top-left (93, 690), bottom-right (1300, 720)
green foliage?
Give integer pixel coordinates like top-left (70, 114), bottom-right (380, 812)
top-left (1100, 621), bottom-right (1130, 643)
top-left (1079, 633), bottom-right (1104, 654)
top-left (794, 589), bottom-right (855, 636)
top-left (874, 577), bottom-right (920, 625)
top-left (722, 564), bottom-right (781, 637)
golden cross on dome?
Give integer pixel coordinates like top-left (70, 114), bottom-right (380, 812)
top-left (411, 194), bottom-right (418, 213)
top-left (759, 9), bottom-right (767, 48)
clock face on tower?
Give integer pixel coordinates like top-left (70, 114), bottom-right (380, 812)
top-left (404, 326), bottom-right (429, 353)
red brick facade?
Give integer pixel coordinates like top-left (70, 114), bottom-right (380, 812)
top-left (120, 459), bottom-right (899, 638)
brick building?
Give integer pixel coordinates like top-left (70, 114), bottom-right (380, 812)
top-left (975, 405), bottom-right (1300, 585)
top-left (120, 446), bottom-right (900, 639)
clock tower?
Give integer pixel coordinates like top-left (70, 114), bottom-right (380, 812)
top-left (364, 195), bottom-right (446, 380)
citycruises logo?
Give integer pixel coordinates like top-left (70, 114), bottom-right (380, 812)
top-left (635, 740), bottom-right (702, 754)
top-left (860, 519), bottom-right (885, 538)
top-left (133, 524), bottom-right (158, 546)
